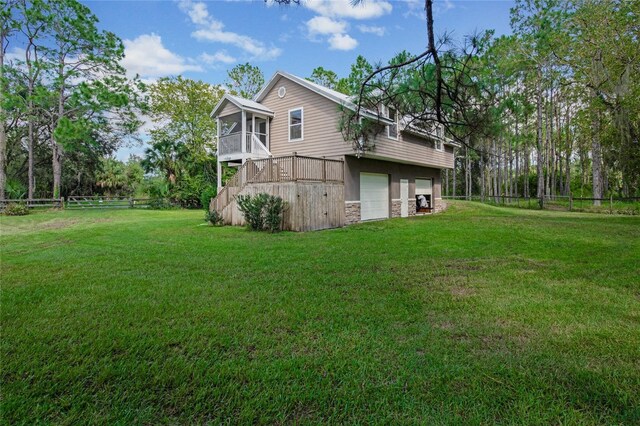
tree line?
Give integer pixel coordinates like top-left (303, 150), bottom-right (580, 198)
top-left (0, 0), bottom-right (378, 207)
top-left (2, 0), bottom-right (638, 207)
top-left (440, 0), bottom-right (639, 203)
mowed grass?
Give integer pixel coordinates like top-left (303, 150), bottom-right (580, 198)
top-left (1, 203), bottom-right (639, 424)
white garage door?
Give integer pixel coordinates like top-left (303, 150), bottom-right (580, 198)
top-left (360, 173), bottom-right (389, 221)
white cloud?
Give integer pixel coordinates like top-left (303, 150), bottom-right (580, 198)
top-left (441, 0), bottom-right (455, 13)
top-left (5, 47), bottom-right (26, 64)
top-left (404, 0), bottom-right (454, 19)
top-left (121, 34), bottom-right (203, 78)
top-left (306, 16), bottom-right (348, 36)
top-left (186, 1), bottom-right (209, 25)
top-left (328, 33), bottom-right (358, 51)
top-left (305, 0), bottom-right (392, 20)
top-left (200, 51), bottom-right (237, 65)
top-left (357, 25), bottom-right (386, 36)
top-left (178, 0), bottom-right (282, 61)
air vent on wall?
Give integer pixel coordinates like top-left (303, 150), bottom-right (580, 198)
top-left (278, 86), bottom-right (286, 98)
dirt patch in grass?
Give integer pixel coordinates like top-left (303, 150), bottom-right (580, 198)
top-left (444, 260), bottom-right (484, 272)
top-left (42, 217), bottom-right (112, 230)
top-left (450, 286), bottom-right (476, 297)
top-left (40, 218), bottom-right (82, 230)
top-left (38, 238), bottom-right (74, 250)
top-left (2, 217), bottom-right (114, 236)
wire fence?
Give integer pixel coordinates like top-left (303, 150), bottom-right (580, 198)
top-left (442, 195), bottom-right (640, 215)
top-left (0, 198), bottom-right (64, 210)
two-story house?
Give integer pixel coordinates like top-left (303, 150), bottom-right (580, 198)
top-left (210, 71), bottom-right (457, 231)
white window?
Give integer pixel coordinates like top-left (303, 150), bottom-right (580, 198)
top-left (387, 106), bottom-right (398, 139)
top-left (289, 107), bottom-right (303, 141)
top-left (435, 125), bottom-right (444, 151)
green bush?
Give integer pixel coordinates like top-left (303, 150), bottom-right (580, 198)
top-left (237, 193), bottom-right (267, 231)
top-left (264, 195), bottom-right (285, 232)
top-left (3, 203), bottom-right (30, 216)
top-left (236, 193), bottom-right (285, 232)
top-left (205, 210), bottom-right (224, 226)
top-left (5, 179), bottom-right (27, 199)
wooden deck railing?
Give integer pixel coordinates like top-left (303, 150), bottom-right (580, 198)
top-left (211, 154), bottom-right (344, 213)
top-left (219, 132), bottom-right (272, 158)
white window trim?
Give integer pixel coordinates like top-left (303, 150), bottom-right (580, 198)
top-left (384, 105), bottom-right (399, 140)
top-left (288, 107), bottom-right (304, 142)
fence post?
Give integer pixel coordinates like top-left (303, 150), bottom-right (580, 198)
top-left (610, 194), bottom-right (613, 214)
top-left (569, 193), bottom-right (573, 212)
top-left (129, 198), bottom-right (134, 209)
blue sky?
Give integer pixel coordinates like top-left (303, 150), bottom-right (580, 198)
top-left (79, 0), bottom-right (515, 158)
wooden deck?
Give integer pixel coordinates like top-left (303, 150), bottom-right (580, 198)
top-left (210, 155), bottom-right (345, 231)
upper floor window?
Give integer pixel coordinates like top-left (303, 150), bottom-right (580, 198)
top-left (289, 107), bottom-right (303, 141)
top-left (435, 124), bottom-right (444, 151)
top-left (387, 107), bottom-right (398, 139)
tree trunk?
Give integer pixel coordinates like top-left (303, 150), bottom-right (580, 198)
top-left (591, 105), bottom-right (603, 206)
top-left (536, 66), bottom-right (545, 208)
top-left (27, 93), bottom-right (35, 198)
top-left (545, 93), bottom-right (552, 199)
top-left (492, 139), bottom-right (500, 203)
top-left (52, 141), bottom-right (63, 198)
top-left (52, 58), bottom-right (65, 199)
top-left (508, 138), bottom-right (513, 197)
top-left (565, 117), bottom-right (572, 196)
top-left (480, 155), bottom-right (485, 201)
top-left (464, 143), bottom-right (471, 199)
top-left (515, 116), bottom-right (519, 197)
top-left (524, 114), bottom-right (530, 199)
top-left (0, 29), bottom-right (6, 200)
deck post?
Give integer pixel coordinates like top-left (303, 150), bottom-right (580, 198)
top-left (322, 156), bottom-right (326, 182)
top-left (292, 152), bottom-right (297, 181)
top-left (241, 110), bottom-right (247, 164)
top-left (266, 117), bottom-right (270, 151)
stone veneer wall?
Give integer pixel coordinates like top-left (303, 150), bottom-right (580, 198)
top-left (346, 199), bottom-right (423, 225)
top-left (434, 198), bottom-right (447, 213)
top-left (391, 200), bottom-right (402, 218)
top-left (345, 202), bottom-right (361, 225)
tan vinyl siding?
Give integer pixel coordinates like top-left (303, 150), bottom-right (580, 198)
top-left (219, 101), bottom-right (241, 117)
top-left (260, 76), bottom-right (352, 159)
top-left (259, 75), bottom-right (454, 169)
top-left (370, 131), bottom-right (454, 169)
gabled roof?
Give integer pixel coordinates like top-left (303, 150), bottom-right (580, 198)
top-left (254, 71), bottom-right (393, 124)
top-left (211, 93), bottom-right (274, 118)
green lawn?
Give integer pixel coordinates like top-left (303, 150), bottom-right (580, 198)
top-left (1, 203), bottom-right (639, 424)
